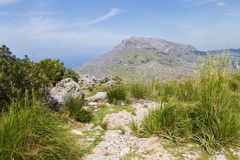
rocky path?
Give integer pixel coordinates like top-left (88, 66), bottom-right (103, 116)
top-left (83, 100), bottom-right (175, 160)
top-left (71, 98), bottom-right (238, 160)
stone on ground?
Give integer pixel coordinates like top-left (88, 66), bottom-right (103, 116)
top-left (48, 78), bottom-right (82, 106)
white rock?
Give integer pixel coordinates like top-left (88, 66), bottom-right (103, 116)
top-left (103, 110), bottom-right (133, 134)
top-left (49, 78), bottom-right (82, 105)
top-left (213, 154), bottom-right (227, 160)
top-left (88, 102), bottom-right (98, 106)
top-left (71, 129), bottom-right (83, 135)
top-left (78, 75), bottom-right (99, 89)
top-left (83, 130), bottom-right (172, 160)
top-left (87, 92), bottom-right (107, 102)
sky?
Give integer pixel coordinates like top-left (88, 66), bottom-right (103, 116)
top-left (0, 0), bottom-right (240, 67)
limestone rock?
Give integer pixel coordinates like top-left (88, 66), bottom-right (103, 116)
top-left (49, 78), bottom-right (82, 105)
top-left (87, 92), bottom-right (107, 103)
top-left (102, 110), bottom-right (133, 133)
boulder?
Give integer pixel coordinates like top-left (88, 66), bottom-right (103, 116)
top-left (49, 78), bottom-right (82, 106)
top-left (87, 92), bottom-right (107, 103)
top-left (79, 75), bottom-right (122, 90)
top-left (79, 75), bottom-right (98, 89)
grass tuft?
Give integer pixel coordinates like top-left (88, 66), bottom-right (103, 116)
top-left (107, 85), bottom-right (127, 104)
top-left (64, 96), bottom-right (93, 123)
top-left (129, 82), bottom-right (150, 99)
top-left (0, 97), bottom-right (80, 160)
top-left (138, 53), bottom-right (240, 152)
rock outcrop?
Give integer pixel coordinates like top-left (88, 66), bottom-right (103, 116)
top-left (87, 92), bottom-right (107, 103)
top-left (48, 78), bottom-right (82, 107)
top-left (79, 75), bottom-right (122, 90)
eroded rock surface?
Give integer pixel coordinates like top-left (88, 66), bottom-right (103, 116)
top-left (83, 130), bottom-right (173, 160)
top-left (87, 92), bottom-right (107, 103)
top-left (49, 78), bottom-right (82, 105)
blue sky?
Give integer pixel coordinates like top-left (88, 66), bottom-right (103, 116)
top-left (0, 0), bottom-right (240, 67)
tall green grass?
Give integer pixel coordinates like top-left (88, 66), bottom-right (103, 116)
top-left (140, 103), bottom-right (192, 143)
top-left (138, 54), bottom-right (240, 152)
top-left (107, 85), bottom-right (127, 104)
top-left (152, 79), bottom-right (198, 103)
top-left (129, 82), bottom-right (150, 99)
top-left (64, 96), bottom-right (93, 123)
top-left (191, 55), bottom-right (240, 152)
top-left (229, 73), bottom-right (240, 92)
top-left (0, 96), bottom-right (80, 160)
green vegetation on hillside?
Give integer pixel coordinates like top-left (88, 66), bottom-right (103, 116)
top-left (1, 44), bottom-right (240, 159)
top-left (0, 45), bottom-right (82, 159)
top-left (0, 45), bottom-right (79, 110)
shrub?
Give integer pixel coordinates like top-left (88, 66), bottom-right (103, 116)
top-left (130, 82), bottom-right (150, 99)
top-left (64, 97), bottom-right (92, 123)
top-left (107, 85), bottom-right (127, 104)
top-left (0, 45), bottom-right (49, 110)
top-left (38, 58), bottom-right (65, 85)
top-left (0, 45), bottom-right (80, 110)
top-left (64, 69), bottom-right (80, 82)
top-left (0, 97), bottom-right (80, 160)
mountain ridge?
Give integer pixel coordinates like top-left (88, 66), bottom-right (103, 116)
top-left (75, 37), bottom-right (240, 81)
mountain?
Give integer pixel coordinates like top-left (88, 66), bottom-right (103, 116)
top-left (74, 37), bottom-right (240, 81)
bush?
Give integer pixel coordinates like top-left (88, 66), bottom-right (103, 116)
top-left (0, 45), bottom-right (80, 111)
top-left (0, 45), bottom-right (49, 110)
top-left (64, 69), bottom-right (80, 82)
top-left (0, 97), bottom-right (80, 160)
top-left (38, 59), bottom-right (66, 85)
top-left (130, 82), bottom-right (150, 99)
top-left (107, 85), bottom-right (127, 104)
top-left (64, 97), bottom-right (92, 123)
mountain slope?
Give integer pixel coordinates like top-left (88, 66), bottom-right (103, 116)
top-left (75, 37), bottom-right (240, 81)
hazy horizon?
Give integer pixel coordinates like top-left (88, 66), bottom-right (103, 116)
top-left (1, 0), bottom-right (240, 67)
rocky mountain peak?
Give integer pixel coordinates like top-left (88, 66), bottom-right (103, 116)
top-left (76, 36), bottom-right (240, 81)
top-left (112, 37), bottom-right (197, 55)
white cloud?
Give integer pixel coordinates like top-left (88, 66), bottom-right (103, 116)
top-left (184, 0), bottom-right (217, 5)
top-left (183, 0), bottom-right (226, 6)
top-left (67, 8), bottom-right (125, 29)
top-left (0, 0), bottom-right (20, 6)
top-left (85, 8), bottom-right (123, 26)
top-left (0, 9), bottom-right (129, 57)
top-left (216, 1), bottom-right (225, 6)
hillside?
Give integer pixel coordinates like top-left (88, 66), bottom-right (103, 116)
top-left (75, 37), bottom-right (240, 81)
